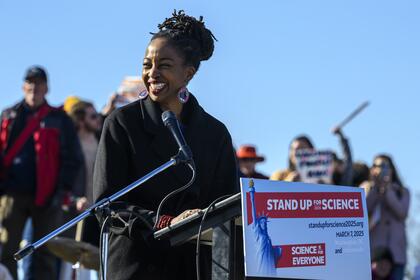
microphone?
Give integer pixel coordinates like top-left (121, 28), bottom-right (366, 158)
top-left (161, 111), bottom-right (194, 165)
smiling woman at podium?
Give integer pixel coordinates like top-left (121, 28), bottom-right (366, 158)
top-left (93, 10), bottom-right (238, 280)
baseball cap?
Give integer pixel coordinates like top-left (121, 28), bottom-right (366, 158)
top-left (24, 66), bottom-right (48, 82)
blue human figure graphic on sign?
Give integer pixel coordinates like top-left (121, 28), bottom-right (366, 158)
top-left (249, 180), bottom-right (282, 276)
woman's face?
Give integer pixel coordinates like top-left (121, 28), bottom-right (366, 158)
top-left (142, 37), bottom-right (195, 109)
top-left (371, 157), bottom-right (392, 181)
top-left (289, 139), bottom-right (312, 166)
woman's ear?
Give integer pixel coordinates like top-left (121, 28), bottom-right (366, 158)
top-left (185, 66), bottom-right (196, 84)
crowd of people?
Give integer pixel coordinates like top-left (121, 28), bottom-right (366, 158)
top-left (237, 141), bottom-right (409, 280)
top-left (0, 10), bottom-right (412, 280)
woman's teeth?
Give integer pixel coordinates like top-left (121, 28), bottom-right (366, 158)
top-left (150, 83), bottom-right (166, 91)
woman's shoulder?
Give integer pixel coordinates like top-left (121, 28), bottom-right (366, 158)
top-left (105, 101), bottom-right (142, 124)
top-left (192, 99), bottom-right (231, 140)
top-left (390, 182), bottom-right (410, 196)
top-left (201, 110), bottom-right (229, 132)
top-left (270, 169), bottom-right (292, 181)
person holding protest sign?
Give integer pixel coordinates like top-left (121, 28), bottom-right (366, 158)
top-left (270, 135), bottom-right (314, 182)
top-left (93, 10), bottom-right (238, 280)
top-left (361, 154), bottom-right (410, 280)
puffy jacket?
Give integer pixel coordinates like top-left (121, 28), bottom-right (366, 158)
top-left (0, 100), bottom-right (83, 206)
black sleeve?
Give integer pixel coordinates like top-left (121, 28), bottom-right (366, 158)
top-left (209, 128), bottom-right (239, 203)
top-left (93, 116), bottom-right (154, 241)
top-left (57, 113), bottom-right (84, 192)
top-left (93, 114), bottom-right (130, 201)
top-left (338, 133), bottom-right (353, 186)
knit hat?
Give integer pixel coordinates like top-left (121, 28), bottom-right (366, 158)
top-left (63, 95), bottom-right (82, 113)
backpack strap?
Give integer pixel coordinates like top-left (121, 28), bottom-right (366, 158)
top-left (2, 104), bottom-right (53, 168)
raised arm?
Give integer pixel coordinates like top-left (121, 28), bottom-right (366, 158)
top-left (249, 181), bottom-right (257, 225)
top-left (333, 128), bottom-right (353, 186)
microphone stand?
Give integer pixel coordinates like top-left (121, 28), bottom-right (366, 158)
top-left (14, 151), bottom-right (192, 280)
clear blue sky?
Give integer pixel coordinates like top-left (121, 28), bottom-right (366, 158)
top-left (1, 0), bottom-right (419, 236)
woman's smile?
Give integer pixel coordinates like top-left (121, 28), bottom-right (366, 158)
top-left (148, 81), bottom-right (167, 95)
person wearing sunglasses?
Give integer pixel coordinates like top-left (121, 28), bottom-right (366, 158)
top-left (361, 154), bottom-right (410, 280)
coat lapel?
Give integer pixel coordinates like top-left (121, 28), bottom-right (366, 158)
top-left (139, 97), bottom-right (192, 186)
top-left (140, 97), bottom-right (178, 162)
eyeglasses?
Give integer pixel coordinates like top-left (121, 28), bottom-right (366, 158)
top-left (372, 163), bottom-right (390, 169)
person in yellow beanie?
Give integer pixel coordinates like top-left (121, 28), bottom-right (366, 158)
top-left (63, 95), bottom-right (81, 113)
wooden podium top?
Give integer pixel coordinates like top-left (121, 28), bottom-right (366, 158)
top-left (153, 192), bottom-right (242, 246)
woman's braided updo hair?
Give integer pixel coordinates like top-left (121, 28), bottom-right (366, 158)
top-left (151, 10), bottom-right (217, 71)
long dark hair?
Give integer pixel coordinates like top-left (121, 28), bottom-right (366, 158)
top-left (288, 135), bottom-right (314, 170)
top-left (373, 154), bottom-right (404, 197)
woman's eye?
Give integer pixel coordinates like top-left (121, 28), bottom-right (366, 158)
top-left (142, 63), bottom-right (151, 68)
top-left (160, 64), bottom-right (171, 68)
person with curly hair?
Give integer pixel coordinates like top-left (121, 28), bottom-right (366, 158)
top-left (93, 10), bottom-right (238, 279)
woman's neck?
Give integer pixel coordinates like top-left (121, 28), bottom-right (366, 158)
top-left (159, 100), bottom-right (183, 120)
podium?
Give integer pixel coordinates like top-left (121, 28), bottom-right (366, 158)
top-left (154, 193), bottom-right (244, 280)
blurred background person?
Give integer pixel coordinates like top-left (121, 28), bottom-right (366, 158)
top-left (55, 100), bottom-right (102, 280)
top-left (371, 247), bottom-right (395, 280)
top-left (270, 135), bottom-right (314, 182)
top-left (352, 161), bottom-right (370, 187)
top-left (362, 154), bottom-right (410, 280)
top-left (0, 66), bottom-right (83, 279)
top-left (236, 145), bottom-right (268, 179)
top-left (69, 101), bottom-right (102, 209)
top-left (63, 96), bottom-right (82, 115)
top-left (101, 76), bottom-right (146, 117)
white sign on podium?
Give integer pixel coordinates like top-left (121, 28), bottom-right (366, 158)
top-left (240, 178), bottom-right (371, 280)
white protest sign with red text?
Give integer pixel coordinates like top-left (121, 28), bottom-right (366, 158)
top-left (295, 149), bottom-right (334, 184)
top-left (241, 178), bottom-right (371, 280)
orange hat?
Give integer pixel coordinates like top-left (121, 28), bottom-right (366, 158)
top-left (236, 145), bottom-right (265, 162)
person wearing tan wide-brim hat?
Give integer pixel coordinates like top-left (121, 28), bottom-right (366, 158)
top-left (236, 145), bottom-right (268, 179)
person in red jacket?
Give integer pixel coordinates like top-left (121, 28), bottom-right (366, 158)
top-left (0, 66), bottom-right (83, 279)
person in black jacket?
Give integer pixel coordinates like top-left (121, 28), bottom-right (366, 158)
top-left (93, 10), bottom-right (238, 280)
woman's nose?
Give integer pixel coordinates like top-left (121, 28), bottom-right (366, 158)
top-left (149, 65), bottom-right (160, 78)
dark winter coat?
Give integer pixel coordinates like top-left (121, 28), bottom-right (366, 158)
top-left (93, 94), bottom-right (239, 280)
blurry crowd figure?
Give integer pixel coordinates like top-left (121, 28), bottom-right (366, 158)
top-left (101, 76), bottom-right (145, 117)
top-left (0, 66), bottom-right (413, 279)
top-left (236, 145), bottom-right (268, 179)
top-left (270, 128), bottom-right (353, 186)
top-left (352, 161), bottom-right (370, 187)
top-left (270, 135), bottom-right (314, 182)
top-left (362, 155), bottom-right (410, 280)
top-left (68, 101), bottom-right (102, 208)
top-left (0, 66), bottom-right (83, 279)
top-left (371, 247), bottom-right (395, 280)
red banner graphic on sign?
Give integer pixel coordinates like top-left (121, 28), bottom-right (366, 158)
top-left (246, 192), bottom-right (364, 225)
top-left (275, 243), bottom-right (326, 268)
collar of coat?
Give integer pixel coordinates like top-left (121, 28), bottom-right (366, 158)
top-left (138, 94), bottom-right (206, 187)
top-left (139, 93), bottom-right (204, 136)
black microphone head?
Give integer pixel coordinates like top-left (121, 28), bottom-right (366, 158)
top-left (161, 110), bottom-right (176, 126)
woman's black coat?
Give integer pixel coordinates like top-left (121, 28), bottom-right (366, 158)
top-left (93, 94), bottom-right (238, 280)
